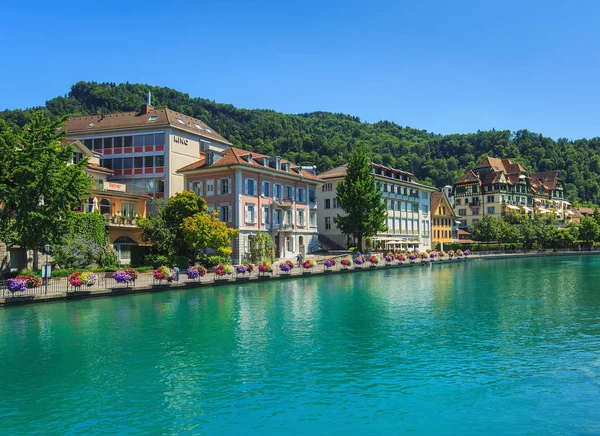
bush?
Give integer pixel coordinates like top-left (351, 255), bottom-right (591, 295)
top-left (168, 255), bottom-right (190, 269)
top-left (196, 253), bottom-right (231, 268)
top-left (53, 236), bottom-right (119, 269)
top-left (144, 254), bottom-right (169, 268)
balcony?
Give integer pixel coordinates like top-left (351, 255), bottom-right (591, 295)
top-left (103, 215), bottom-right (140, 227)
top-left (271, 223), bottom-right (294, 232)
top-left (468, 199), bottom-right (481, 207)
top-left (273, 198), bottom-right (293, 208)
top-left (96, 181), bottom-right (148, 195)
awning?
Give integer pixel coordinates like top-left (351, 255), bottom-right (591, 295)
top-left (538, 208), bottom-right (549, 214)
top-left (567, 210), bottom-right (574, 215)
top-left (521, 206), bottom-right (532, 213)
top-left (454, 220), bottom-right (462, 224)
top-left (506, 205), bottom-right (520, 210)
top-left (563, 201), bottom-right (571, 206)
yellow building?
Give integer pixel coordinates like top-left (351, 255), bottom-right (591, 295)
top-left (431, 191), bottom-right (458, 249)
top-left (70, 139), bottom-right (151, 264)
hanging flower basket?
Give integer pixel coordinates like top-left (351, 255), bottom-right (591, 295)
top-left (7, 278), bottom-right (27, 294)
top-left (323, 258), bottom-right (336, 272)
top-left (16, 274), bottom-right (42, 289)
top-left (340, 258), bottom-right (351, 270)
top-left (353, 256), bottom-right (365, 267)
top-left (187, 265), bottom-right (207, 280)
top-left (384, 254), bottom-right (393, 265)
top-left (396, 254), bottom-right (406, 262)
top-left (258, 261), bottom-right (272, 276)
top-left (68, 272), bottom-right (97, 290)
top-left (214, 264), bottom-right (233, 279)
top-left (279, 260), bottom-right (294, 274)
top-left (154, 266), bottom-right (175, 283)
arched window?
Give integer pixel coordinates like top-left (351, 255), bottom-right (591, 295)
top-left (113, 236), bottom-right (138, 264)
top-left (100, 199), bottom-right (111, 214)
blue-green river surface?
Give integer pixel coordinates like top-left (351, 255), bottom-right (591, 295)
top-left (2, 255), bottom-right (600, 435)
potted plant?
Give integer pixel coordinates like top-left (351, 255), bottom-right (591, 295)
top-left (186, 265), bottom-right (207, 281)
top-left (408, 253), bottom-right (417, 263)
top-left (353, 255), bottom-right (365, 268)
top-left (340, 258), bottom-right (351, 270)
top-left (279, 260), bottom-right (293, 275)
top-left (369, 255), bottom-right (379, 267)
top-left (214, 264), bottom-right (233, 280)
top-left (7, 278), bottom-right (27, 294)
top-left (323, 258), bottom-right (336, 272)
top-left (68, 271), bottom-right (97, 290)
top-left (258, 261), bottom-right (272, 277)
top-left (396, 253), bottom-right (406, 263)
top-left (154, 266), bottom-right (175, 283)
top-left (384, 254), bottom-right (394, 265)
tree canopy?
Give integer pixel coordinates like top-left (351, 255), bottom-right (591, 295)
top-left (3, 81), bottom-right (600, 204)
top-left (0, 113), bottom-right (91, 266)
top-left (334, 146), bottom-right (387, 250)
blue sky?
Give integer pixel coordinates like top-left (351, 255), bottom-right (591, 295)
top-left (1, 0), bottom-right (599, 139)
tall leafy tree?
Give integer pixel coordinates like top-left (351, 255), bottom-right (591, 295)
top-left (138, 191), bottom-right (207, 256)
top-left (579, 217), bottom-right (599, 245)
top-left (0, 114), bottom-right (91, 269)
top-left (334, 146), bottom-right (387, 250)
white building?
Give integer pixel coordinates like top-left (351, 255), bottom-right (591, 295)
top-left (318, 163), bottom-right (435, 251)
top-left (63, 103), bottom-right (230, 199)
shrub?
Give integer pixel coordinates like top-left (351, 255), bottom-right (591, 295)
top-left (144, 254), bottom-right (170, 268)
top-left (53, 236), bottom-right (118, 269)
top-left (196, 254), bottom-right (231, 268)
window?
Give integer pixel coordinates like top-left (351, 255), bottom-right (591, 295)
top-left (333, 198), bottom-right (339, 208)
top-left (134, 135), bottom-right (144, 147)
top-left (245, 178), bottom-right (256, 196)
top-left (262, 206), bottom-right (270, 225)
top-left (190, 181), bottom-right (203, 196)
top-left (401, 202), bottom-right (407, 212)
top-left (297, 209), bottom-right (305, 226)
top-left (422, 191), bottom-right (428, 199)
top-left (220, 205), bottom-right (231, 223)
top-left (487, 207), bottom-right (495, 215)
top-left (123, 157), bottom-right (133, 169)
top-left (472, 208), bottom-right (480, 216)
top-left (100, 199), bottom-right (111, 214)
top-left (114, 136), bottom-right (123, 150)
top-left (285, 209), bottom-right (292, 225)
top-left (273, 183), bottom-right (283, 199)
top-left (297, 187), bottom-right (305, 202)
top-left (309, 212), bottom-right (316, 227)
top-left (421, 205), bottom-right (429, 213)
top-left (261, 181), bottom-right (270, 197)
top-left (325, 216), bottom-right (331, 230)
top-left (85, 198), bottom-right (94, 213)
top-left (144, 134), bottom-right (155, 146)
top-left (194, 123), bottom-right (203, 130)
top-left (144, 156), bottom-right (154, 168)
top-left (273, 210), bottom-right (282, 225)
top-left (218, 178), bottom-right (231, 195)
top-left (245, 203), bottom-right (256, 224)
top-left (155, 155), bottom-right (164, 167)
top-left (322, 183), bottom-right (333, 192)
top-left (148, 116), bottom-right (158, 122)
top-left (176, 118), bottom-right (185, 125)
top-left (309, 188), bottom-right (316, 203)
top-left (206, 179), bottom-right (214, 196)
top-left (134, 156), bottom-right (143, 169)
top-left (72, 151), bottom-right (84, 164)
top-left (286, 185), bottom-right (294, 200)
top-left (121, 201), bottom-right (137, 218)
top-left (455, 199), bottom-right (461, 206)
top-left (458, 209), bottom-right (467, 216)
top-left (325, 199), bottom-right (331, 209)
top-left (103, 137), bottom-right (112, 151)
top-left (487, 195), bottom-right (495, 203)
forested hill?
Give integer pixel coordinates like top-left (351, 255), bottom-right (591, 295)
top-left (2, 81), bottom-right (600, 204)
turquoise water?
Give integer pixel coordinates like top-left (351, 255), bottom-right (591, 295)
top-left (1, 256), bottom-right (600, 435)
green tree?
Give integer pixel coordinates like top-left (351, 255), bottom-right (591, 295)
top-left (181, 211), bottom-right (239, 256)
top-left (248, 232), bottom-right (274, 263)
top-left (138, 191), bottom-right (207, 256)
top-left (471, 215), bottom-right (499, 242)
top-left (334, 147), bottom-right (387, 250)
top-left (578, 217), bottom-right (599, 245)
top-left (0, 113), bottom-right (91, 269)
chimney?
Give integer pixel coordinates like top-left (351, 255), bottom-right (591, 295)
top-left (139, 91), bottom-right (154, 114)
top-left (147, 90), bottom-right (151, 105)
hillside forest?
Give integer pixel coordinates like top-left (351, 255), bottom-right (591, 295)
top-left (2, 81), bottom-right (600, 205)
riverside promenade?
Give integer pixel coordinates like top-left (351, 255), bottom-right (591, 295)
top-left (1, 250), bottom-right (598, 307)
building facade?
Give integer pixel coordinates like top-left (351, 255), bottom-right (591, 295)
top-left (318, 163), bottom-right (435, 251)
top-left (63, 103), bottom-right (230, 199)
top-left (179, 147), bottom-right (323, 263)
top-left (71, 139), bottom-right (151, 264)
top-left (430, 191), bottom-right (459, 248)
top-left (453, 157), bottom-right (572, 229)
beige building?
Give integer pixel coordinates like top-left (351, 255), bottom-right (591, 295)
top-left (179, 148), bottom-right (323, 263)
top-left (317, 163), bottom-right (435, 251)
top-left (62, 103), bottom-right (230, 199)
top-left (453, 157), bottom-right (572, 229)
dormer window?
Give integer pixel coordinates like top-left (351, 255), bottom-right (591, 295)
top-left (284, 162), bottom-right (290, 172)
top-left (262, 157), bottom-right (269, 166)
top-left (244, 154), bottom-right (253, 163)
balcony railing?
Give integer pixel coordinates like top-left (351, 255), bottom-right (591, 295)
top-left (96, 182), bottom-right (148, 195)
top-left (103, 215), bottom-right (140, 227)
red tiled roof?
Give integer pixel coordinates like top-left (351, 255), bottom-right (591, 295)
top-left (455, 169), bottom-right (481, 185)
top-left (576, 207), bottom-right (595, 216)
top-left (178, 147), bottom-right (323, 182)
top-left (530, 171), bottom-right (561, 192)
top-left (430, 191), bottom-right (459, 217)
top-left (62, 105), bottom-right (230, 145)
top-left (320, 162), bottom-right (433, 190)
top-left (87, 163), bottom-right (113, 174)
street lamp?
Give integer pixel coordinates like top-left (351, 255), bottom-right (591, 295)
top-left (44, 244), bottom-right (51, 295)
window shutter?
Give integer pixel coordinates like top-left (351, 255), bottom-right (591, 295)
top-left (244, 179), bottom-right (248, 195)
top-left (227, 178), bottom-right (231, 195)
top-left (217, 180), bottom-right (221, 195)
top-left (227, 205), bottom-right (232, 223)
top-left (244, 205), bottom-right (249, 223)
